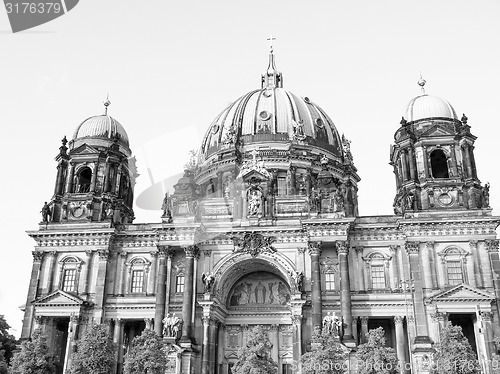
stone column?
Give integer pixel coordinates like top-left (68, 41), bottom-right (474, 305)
top-left (54, 162), bottom-right (64, 195)
top-left (463, 144), bottom-right (474, 178)
top-left (103, 158), bottom-right (111, 193)
top-left (292, 315), bottom-right (303, 374)
top-left (154, 246), bottom-right (168, 334)
top-left (308, 241), bottom-right (322, 329)
top-left (296, 247), bottom-right (306, 273)
top-left (217, 172), bottom-right (223, 198)
top-left (94, 248), bottom-right (111, 322)
top-left (209, 319), bottom-right (219, 374)
top-left (422, 146), bottom-right (429, 178)
top-left (356, 246), bottom-right (366, 292)
top-left (485, 239), bottom-right (500, 321)
top-left (82, 250), bottom-right (94, 295)
top-left (117, 252), bottom-right (128, 296)
top-left (389, 245), bottom-right (400, 290)
top-left (420, 242), bottom-right (433, 290)
top-left (479, 241), bottom-right (494, 288)
top-left (44, 251), bottom-right (57, 294)
top-left (469, 240), bottom-right (483, 288)
top-left (65, 161), bottom-right (75, 193)
top-left (401, 151), bottom-right (409, 182)
top-left (352, 317), bottom-right (359, 345)
top-left (394, 316), bottom-right (407, 372)
top-left (408, 147), bottom-right (416, 181)
top-left (63, 315), bottom-right (80, 374)
top-left (165, 249), bottom-right (174, 314)
top-left (90, 161), bottom-right (98, 192)
top-left (270, 324), bottom-right (279, 362)
top-left (180, 245), bottom-right (198, 343)
top-left (450, 145), bottom-right (458, 177)
top-left (481, 312), bottom-right (496, 362)
top-left (360, 316), bottom-right (369, 343)
top-left (192, 250), bottom-right (200, 326)
top-left (114, 164), bottom-right (123, 195)
top-left (201, 317), bottom-right (211, 374)
top-left (405, 242), bottom-right (432, 347)
top-left (337, 241), bottom-right (354, 344)
top-left (113, 318), bottom-right (124, 374)
top-left (148, 251), bottom-right (158, 295)
top-left (290, 166), bottom-right (297, 195)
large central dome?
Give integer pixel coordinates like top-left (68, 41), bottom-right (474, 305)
top-left (199, 52), bottom-right (344, 163)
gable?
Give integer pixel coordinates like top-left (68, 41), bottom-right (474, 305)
top-left (420, 124), bottom-right (455, 137)
top-left (429, 284), bottom-right (494, 303)
top-left (32, 290), bottom-right (85, 306)
top-left (70, 143), bottom-right (100, 156)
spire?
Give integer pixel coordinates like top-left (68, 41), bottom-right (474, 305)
top-left (103, 94), bottom-right (111, 115)
top-left (417, 74), bottom-right (426, 95)
top-left (261, 35), bottom-right (283, 89)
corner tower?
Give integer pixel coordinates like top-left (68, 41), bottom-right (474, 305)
top-left (48, 100), bottom-right (138, 224)
top-left (390, 78), bottom-right (489, 214)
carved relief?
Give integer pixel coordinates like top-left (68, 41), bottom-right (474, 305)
top-left (228, 272), bottom-right (290, 307)
top-left (231, 232), bottom-right (276, 257)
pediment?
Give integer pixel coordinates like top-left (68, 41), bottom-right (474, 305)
top-left (240, 169), bottom-right (270, 181)
top-left (32, 290), bottom-right (85, 306)
top-left (70, 143), bottom-right (100, 155)
top-left (420, 124), bottom-right (455, 137)
top-left (428, 284), bottom-right (495, 303)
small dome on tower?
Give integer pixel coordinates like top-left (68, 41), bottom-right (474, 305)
top-left (73, 114), bottom-right (130, 148)
top-left (404, 94), bottom-right (458, 122)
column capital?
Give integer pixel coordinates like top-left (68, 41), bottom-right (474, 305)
top-left (405, 241), bottom-right (420, 255)
top-left (97, 249), bottom-right (110, 260)
top-left (394, 316), bottom-right (404, 325)
top-left (183, 245), bottom-right (200, 258)
top-left (485, 239), bottom-right (499, 253)
top-left (481, 311), bottom-right (493, 322)
top-left (270, 324), bottom-right (279, 331)
top-left (430, 312), bottom-right (446, 323)
top-left (118, 251), bottom-right (128, 259)
top-left (360, 316), bottom-right (369, 324)
top-left (291, 314), bottom-right (303, 326)
top-left (389, 245), bottom-right (399, 253)
top-left (149, 250), bottom-right (158, 258)
top-left (157, 245), bottom-right (174, 259)
top-left (203, 250), bottom-right (211, 258)
top-left (335, 241), bottom-right (349, 254)
top-left (114, 318), bottom-right (123, 326)
top-left (297, 247), bottom-right (306, 254)
top-left (84, 249), bottom-right (95, 257)
top-left (425, 241), bottom-right (435, 249)
top-left (469, 240), bottom-right (478, 249)
top-left (32, 251), bottom-right (45, 262)
top-left (308, 241), bottom-right (322, 256)
top-left (47, 250), bottom-right (57, 258)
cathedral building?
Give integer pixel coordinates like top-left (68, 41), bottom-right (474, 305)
top-left (21, 48), bottom-right (500, 374)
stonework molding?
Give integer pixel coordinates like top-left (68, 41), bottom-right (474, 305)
top-left (308, 241), bottom-right (322, 256)
top-left (394, 316), bottom-right (404, 325)
top-left (183, 245), bottom-right (200, 258)
top-left (291, 314), bottom-right (303, 325)
top-left (335, 241), bottom-right (349, 254)
top-left (97, 249), bottom-right (110, 260)
top-left (32, 251), bottom-right (44, 262)
top-left (485, 239), bottom-right (499, 253)
top-left (230, 232), bottom-right (276, 257)
top-left (405, 241), bottom-right (420, 254)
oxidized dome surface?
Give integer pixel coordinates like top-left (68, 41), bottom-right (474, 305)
top-left (200, 88), bottom-right (343, 162)
top-left (73, 114), bottom-right (130, 148)
top-left (404, 94), bottom-right (457, 123)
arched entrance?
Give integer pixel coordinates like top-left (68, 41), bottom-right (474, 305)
top-left (211, 253), bottom-right (299, 374)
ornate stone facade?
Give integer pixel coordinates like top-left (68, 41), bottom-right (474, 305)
top-left (21, 52), bottom-right (500, 374)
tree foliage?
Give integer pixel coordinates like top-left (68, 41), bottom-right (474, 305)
top-left (123, 329), bottom-right (169, 374)
top-left (431, 322), bottom-right (480, 374)
top-left (0, 315), bottom-right (17, 365)
top-left (0, 347), bottom-right (8, 374)
top-left (10, 328), bottom-right (55, 374)
top-left (68, 323), bottom-right (116, 374)
top-left (232, 325), bottom-right (278, 374)
top-left (301, 327), bottom-right (349, 374)
top-left (356, 327), bottom-right (399, 374)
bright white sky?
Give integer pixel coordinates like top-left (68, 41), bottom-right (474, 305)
top-left (1, 0), bottom-right (499, 337)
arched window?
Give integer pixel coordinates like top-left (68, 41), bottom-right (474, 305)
top-left (439, 247), bottom-right (468, 286)
top-left (430, 149), bottom-right (449, 178)
top-left (58, 256), bottom-right (83, 293)
top-left (174, 260), bottom-right (186, 294)
top-left (77, 167), bottom-right (92, 192)
top-left (321, 256), bottom-right (338, 291)
top-left (126, 257), bottom-right (150, 294)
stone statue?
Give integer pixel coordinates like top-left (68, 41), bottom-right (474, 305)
top-left (41, 202), bottom-right (51, 223)
top-left (322, 311), bottom-right (342, 337)
top-left (333, 188), bottom-right (345, 212)
top-left (405, 192), bottom-right (415, 211)
top-left (162, 313), bottom-right (181, 338)
top-left (247, 189), bottom-right (261, 216)
top-left (161, 192), bottom-right (173, 221)
top-left (291, 271), bottom-right (304, 292)
top-left (482, 182), bottom-right (490, 208)
top-left (202, 272), bottom-right (215, 293)
top-left (103, 202), bottom-right (113, 220)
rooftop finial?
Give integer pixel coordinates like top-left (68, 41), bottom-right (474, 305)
top-left (417, 74), bottom-right (426, 94)
top-left (267, 35), bottom-right (276, 54)
top-left (104, 93), bottom-right (111, 115)
top-left (261, 35), bottom-right (283, 89)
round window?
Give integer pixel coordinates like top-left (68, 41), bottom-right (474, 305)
top-left (259, 111), bottom-right (271, 121)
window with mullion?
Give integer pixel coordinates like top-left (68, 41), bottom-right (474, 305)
top-left (447, 260), bottom-right (463, 285)
top-left (325, 272), bottom-right (335, 291)
top-left (371, 264), bottom-right (386, 289)
top-left (62, 269), bottom-right (76, 292)
top-left (176, 274), bottom-right (185, 293)
top-left (131, 270), bottom-right (145, 293)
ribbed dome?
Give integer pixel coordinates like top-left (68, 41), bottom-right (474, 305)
top-left (200, 87), bottom-right (343, 162)
top-left (73, 115), bottom-right (130, 148)
top-left (404, 94), bottom-right (457, 122)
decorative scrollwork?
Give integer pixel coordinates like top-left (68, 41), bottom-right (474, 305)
top-left (230, 232), bottom-right (276, 257)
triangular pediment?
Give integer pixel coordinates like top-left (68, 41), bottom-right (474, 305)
top-left (240, 169), bottom-right (270, 181)
top-left (429, 284), bottom-right (495, 303)
top-left (70, 143), bottom-right (100, 155)
top-left (421, 124), bottom-right (455, 137)
top-left (32, 290), bottom-right (85, 306)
